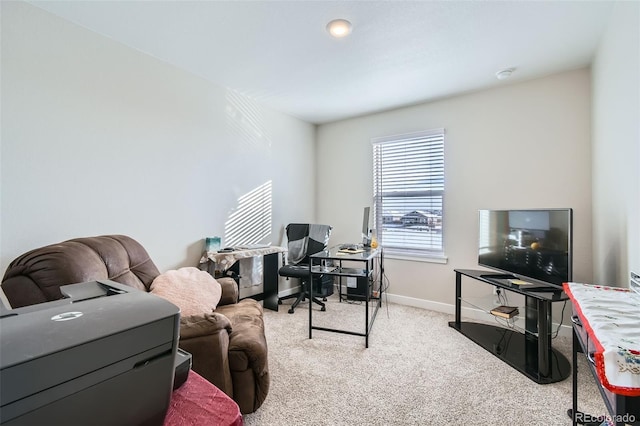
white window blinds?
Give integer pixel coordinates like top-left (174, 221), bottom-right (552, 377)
top-left (372, 129), bottom-right (445, 256)
top-left (478, 210), bottom-right (490, 255)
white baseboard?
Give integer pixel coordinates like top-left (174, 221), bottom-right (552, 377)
top-left (277, 285), bottom-right (301, 298)
top-left (384, 292), bottom-right (573, 339)
top-left (274, 288), bottom-right (572, 338)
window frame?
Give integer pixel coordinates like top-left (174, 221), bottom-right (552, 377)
top-left (371, 128), bottom-right (446, 262)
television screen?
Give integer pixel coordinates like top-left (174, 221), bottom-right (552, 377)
top-left (478, 209), bottom-right (573, 287)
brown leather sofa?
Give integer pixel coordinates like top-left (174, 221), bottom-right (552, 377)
top-left (1, 235), bottom-right (269, 414)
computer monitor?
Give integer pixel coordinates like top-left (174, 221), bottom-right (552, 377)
top-left (362, 206), bottom-right (371, 246)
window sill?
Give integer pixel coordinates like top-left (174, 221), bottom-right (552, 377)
top-left (383, 251), bottom-right (448, 264)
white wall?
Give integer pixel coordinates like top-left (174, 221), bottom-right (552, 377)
top-left (0, 2), bottom-right (316, 274)
top-left (316, 69), bottom-right (593, 308)
top-left (591, 1), bottom-right (640, 287)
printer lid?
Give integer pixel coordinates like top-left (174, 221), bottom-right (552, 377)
top-left (0, 280), bottom-right (179, 369)
top-left (1, 281), bottom-right (180, 409)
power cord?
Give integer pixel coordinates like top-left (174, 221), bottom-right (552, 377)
top-left (495, 288), bottom-right (510, 306)
top-left (376, 254), bottom-right (390, 318)
top-left (551, 300), bottom-right (568, 339)
top-left (494, 313), bottom-right (518, 329)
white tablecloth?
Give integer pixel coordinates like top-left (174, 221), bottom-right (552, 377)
top-left (565, 282), bottom-right (640, 396)
top-left (199, 246), bottom-right (285, 271)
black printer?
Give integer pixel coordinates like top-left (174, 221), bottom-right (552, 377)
top-left (0, 280), bottom-right (180, 426)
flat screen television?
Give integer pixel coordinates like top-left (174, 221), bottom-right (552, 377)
top-left (478, 208), bottom-right (573, 288)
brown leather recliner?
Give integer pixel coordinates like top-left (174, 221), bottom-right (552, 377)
top-left (1, 235), bottom-right (269, 414)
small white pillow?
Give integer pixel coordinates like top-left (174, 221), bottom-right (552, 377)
top-left (150, 267), bottom-right (222, 317)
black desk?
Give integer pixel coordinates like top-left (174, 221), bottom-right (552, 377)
top-left (449, 269), bottom-right (570, 384)
top-left (308, 246), bottom-right (383, 348)
top-left (199, 247), bottom-right (285, 311)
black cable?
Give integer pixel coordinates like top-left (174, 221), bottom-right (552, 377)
top-left (375, 252), bottom-right (390, 318)
top-left (492, 325), bottom-right (515, 353)
top-left (552, 300), bottom-right (568, 339)
top-left (340, 296), bottom-right (362, 305)
top-left (493, 311), bottom-right (518, 329)
top-left (499, 289), bottom-right (507, 305)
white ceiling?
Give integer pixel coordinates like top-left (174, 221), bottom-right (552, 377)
top-left (30, 1), bottom-right (614, 124)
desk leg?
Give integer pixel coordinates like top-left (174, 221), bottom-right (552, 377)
top-left (262, 253), bottom-right (279, 311)
top-left (454, 271), bottom-right (461, 326)
top-left (377, 251), bottom-right (383, 309)
top-left (572, 325), bottom-right (578, 426)
top-left (338, 260), bottom-right (343, 302)
top-left (365, 260), bottom-right (370, 348)
top-left (308, 262), bottom-right (313, 340)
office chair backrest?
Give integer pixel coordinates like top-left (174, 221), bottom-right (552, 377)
top-left (286, 223), bottom-right (331, 265)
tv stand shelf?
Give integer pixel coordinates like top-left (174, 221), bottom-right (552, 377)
top-left (449, 269), bottom-right (571, 384)
top-left (459, 296), bottom-right (535, 338)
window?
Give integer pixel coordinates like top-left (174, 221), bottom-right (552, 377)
top-left (372, 129), bottom-right (445, 258)
top-left (478, 209), bottom-right (489, 255)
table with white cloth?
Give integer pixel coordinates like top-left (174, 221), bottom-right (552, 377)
top-left (199, 246), bottom-right (285, 311)
top-left (565, 282), bottom-right (640, 425)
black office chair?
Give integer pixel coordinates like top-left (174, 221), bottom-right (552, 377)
top-left (278, 223), bottom-right (332, 314)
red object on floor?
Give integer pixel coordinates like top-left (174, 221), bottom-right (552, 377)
top-left (164, 370), bottom-right (243, 426)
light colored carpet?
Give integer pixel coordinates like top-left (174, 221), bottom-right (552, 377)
top-left (243, 294), bottom-right (607, 425)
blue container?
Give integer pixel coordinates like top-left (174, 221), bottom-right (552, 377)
top-left (205, 237), bottom-right (221, 252)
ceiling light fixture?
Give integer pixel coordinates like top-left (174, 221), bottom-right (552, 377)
top-left (496, 68), bottom-right (515, 80)
top-left (326, 19), bottom-right (352, 38)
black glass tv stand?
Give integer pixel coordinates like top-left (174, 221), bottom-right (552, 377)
top-left (479, 273), bottom-right (517, 280)
top-left (449, 269), bottom-right (571, 384)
